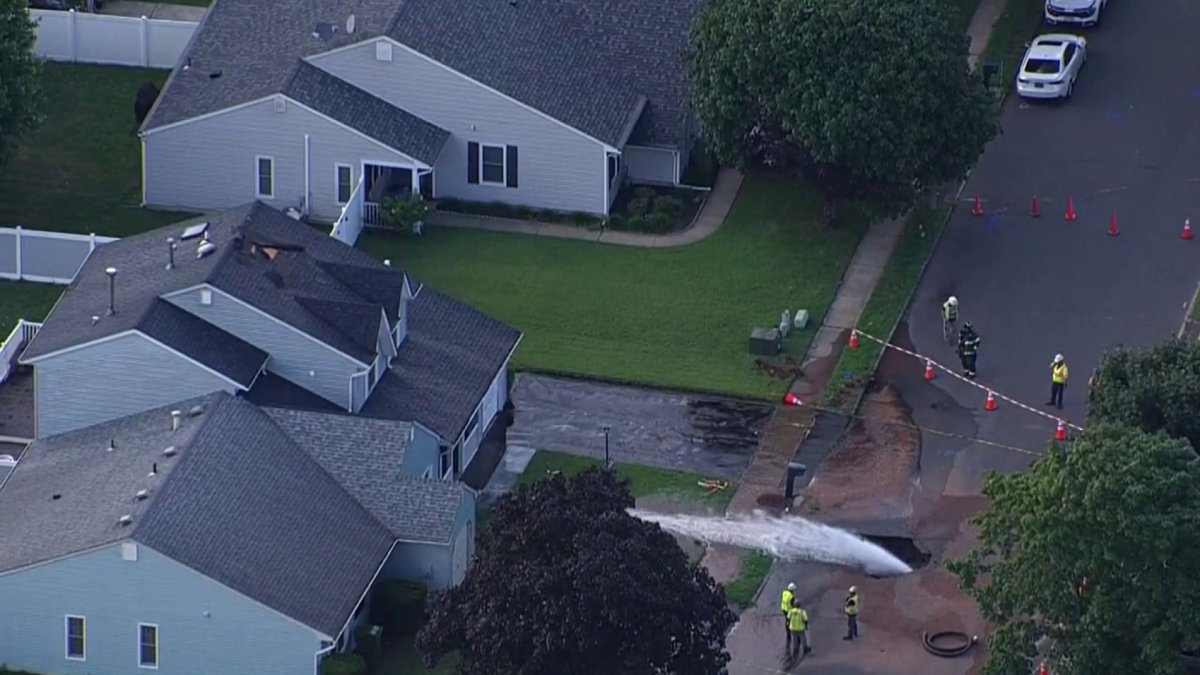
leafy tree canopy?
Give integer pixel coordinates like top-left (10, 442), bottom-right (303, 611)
top-left (0, 0), bottom-right (42, 165)
top-left (418, 469), bottom-right (737, 675)
top-left (1088, 338), bottom-right (1200, 452)
top-left (689, 0), bottom-right (998, 226)
top-left (950, 424), bottom-right (1200, 675)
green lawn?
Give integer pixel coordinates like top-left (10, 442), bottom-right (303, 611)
top-left (0, 63), bottom-right (195, 237)
top-left (375, 638), bottom-right (459, 675)
top-left (822, 204), bottom-right (952, 409)
top-left (0, 281), bottom-right (65, 338)
top-left (518, 450), bottom-right (737, 511)
top-left (979, 0), bottom-right (1044, 84)
top-left (363, 174), bottom-right (867, 399)
top-left (725, 550), bottom-right (774, 609)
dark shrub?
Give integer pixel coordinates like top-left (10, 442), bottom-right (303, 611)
top-left (370, 581), bottom-right (428, 637)
top-left (354, 623), bottom-right (382, 671)
top-left (645, 212), bottom-right (672, 233)
top-left (537, 209), bottom-right (566, 223)
top-left (633, 186), bottom-right (657, 200)
top-left (320, 653), bottom-right (366, 675)
top-left (568, 211), bottom-right (596, 226)
top-left (626, 197), bottom-right (652, 217)
top-left (625, 215), bottom-right (649, 231)
top-left (512, 205), bottom-right (537, 220)
top-left (435, 197), bottom-right (463, 212)
top-left (606, 214), bottom-right (627, 230)
top-left (681, 140), bottom-right (720, 187)
top-left (653, 195), bottom-right (685, 218)
top-left (485, 201), bottom-right (516, 218)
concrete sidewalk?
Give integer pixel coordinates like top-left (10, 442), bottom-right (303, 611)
top-left (101, 0), bottom-right (206, 21)
top-left (425, 169), bottom-right (744, 248)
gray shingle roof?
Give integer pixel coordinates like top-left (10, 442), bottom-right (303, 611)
top-left (284, 62), bottom-right (448, 165)
top-left (21, 203), bottom-right (406, 366)
top-left (139, 300), bottom-right (267, 387)
top-left (264, 408), bottom-right (465, 543)
top-left (143, 0), bottom-right (702, 149)
top-left (0, 393), bottom-right (396, 637)
top-left (362, 286), bottom-right (521, 441)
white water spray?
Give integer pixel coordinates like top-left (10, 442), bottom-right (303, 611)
top-left (631, 509), bottom-right (913, 577)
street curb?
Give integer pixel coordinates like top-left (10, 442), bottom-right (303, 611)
top-left (1177, 281), bottom-right (1200, 339)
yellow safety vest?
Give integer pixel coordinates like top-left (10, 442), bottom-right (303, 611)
top-left (781, 589), bottom-right (794, 615)
top-left (1052, 363), bottom-right (1069, 384)
top-left (788, 606), bottom-right (809, 632)
top-left (845, 593), bottom-right (860, 616)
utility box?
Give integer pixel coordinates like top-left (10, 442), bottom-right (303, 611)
top-left (793, 309), bottom-right (810, 330)
top-left (749, 328), bottom-right (781, 356)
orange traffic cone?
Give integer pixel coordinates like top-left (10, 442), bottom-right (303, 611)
top-left (783, 392), bottom-right (803, 407)
top-left (1182, 218), bottom-right (1193, 240)
top-left (1031, 195), bottom-right (1041, 218)
top-left (1037, 661), bottom-right (1050, 675)
top-left (971, 194), bottom-right (984, 217)
top-left (849, 330), bottom-right (860, 350)
top-left (1108, 212), bottom-right (1120, 237)
top-left (985, 390), bottom-right (997, 411)
top-left (1055, 420), bottom-right (1068, 442)
top-left (924, 360), bottom-right (936, 381)
top-left (1064, 197), bottom-right (1077, 222)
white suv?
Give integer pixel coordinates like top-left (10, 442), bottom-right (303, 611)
top-left (1045, 0), bottom-right (1106, 27)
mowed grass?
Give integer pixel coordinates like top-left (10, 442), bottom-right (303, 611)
top-left (725, 550), bottom-right (774, 609)
top-left (0, 63), bottom-right (194, 237)
top-left (362, 174), bottom-right (868, 399)
top-left (0, 281), bottom-right (64, 338)
top-left (979, 0), bottom-right (1045, 83)
top-left (518, 450), bottom-right (737, 511)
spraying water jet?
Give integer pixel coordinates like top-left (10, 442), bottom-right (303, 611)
top-left (631, 509), bottom-right (914, 577)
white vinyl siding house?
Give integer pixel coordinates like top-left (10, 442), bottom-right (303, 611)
top-left (28, 333), bottom-right (239, 439)
top-left (307, 38), bottom-right (612, 215)
top-left (142, 97), bottom-right (421, 222)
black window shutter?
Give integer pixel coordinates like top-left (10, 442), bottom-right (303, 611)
top-left (505, 145), bottom-right (519, 188)
top-left (467, 142), bottom-right (479, 184)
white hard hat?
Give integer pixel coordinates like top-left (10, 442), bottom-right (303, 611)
top-left (948, 296), bottom-right (958, 305)
top-left (787, 582), bottom-right (796, 591)
top-left (1054, 353), bottom-right (1064, 363)
top-left (849, 586), bottom-right (857, 593)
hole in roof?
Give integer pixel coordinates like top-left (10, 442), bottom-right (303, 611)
top-left (51, 494), bottom-right (62, 501)
top-left (209, 70), bottom-right (222, 79)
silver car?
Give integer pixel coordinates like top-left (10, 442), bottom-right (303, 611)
top-left (1045, 0), bottom-right (1106, 27)
top-left (1016, 34), bottom-right (1088, 100)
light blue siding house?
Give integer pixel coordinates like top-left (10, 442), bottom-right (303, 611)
top-left (139, 0), bottom-right (706, 222)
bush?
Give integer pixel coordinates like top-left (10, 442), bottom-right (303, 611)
top-left (644, 212), bottom-right (673, 233)
top-left (371, 580), bottom-right (428, 636)
top-left (633, 186), bottom-right (657, 200)
top-left (435, 197), bottom-right (463, 212)
top-left (606, 214), bottom-right (626, 230)
top-left (568, 211), bottom-right (597, 226)
top-left (320, 653), bottom-right (366, 675)
top-left (379, 196), bottom-right (430, 232)
top-left (626, 197), bottom-right (652, 217)
top-left (511, 205), bottom-right (537, 220)
top-left (680, 140), bottom-right (721, 187)
top-left (653, 195), bottom-right (685, 218)
top-left (354, 623), bottom-right (382, 671)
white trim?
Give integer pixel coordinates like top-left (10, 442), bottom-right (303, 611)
top-left (142, 95), bottom-right (434, 169)
top-left (161, 285), bottom-right (370, 367)
top-left (331, 541), bottom-right (398, 645)
top-left (137, 622), bottom-right (159, 669)
top-left (303, 134), bottom-right (312, 215)
top-left (255, 155), bottom-right (275, 199)
top-left (601, 148), bottom-right (610, 215)
top-left (334, 163), bottom-right (354, 205)
top-left (307, 37), bottom-right (619, 153)
top-left (65, 614), bottom-right (86, 661)
top-left (478, 143), bottom-right (507, 186)
top-left (674, 149), bottom-right (681, 186)
top-left (0, 227), bottom-right (118, 243)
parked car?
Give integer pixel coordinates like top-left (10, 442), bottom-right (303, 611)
top-left (1045, 0), bottom-right (1106, 27)
top-left (1016, 34), bottom-right (1088, 100)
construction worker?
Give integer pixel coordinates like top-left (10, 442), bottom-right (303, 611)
top-left (787, 598), bottom-right (811, 659)
top-left (843, 586), bottom-right (860, 640)
top-left (957, 322), bottom-right (981, 378)
top-left (1048, 354), bottom-right (1069, 409)
top-left (780, 582), bottom-right (796, 649)
top-left (941, 296), bottom-right (959, 344)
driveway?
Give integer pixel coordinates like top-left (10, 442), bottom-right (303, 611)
top-left (509, 374), bottom-right (772, 480)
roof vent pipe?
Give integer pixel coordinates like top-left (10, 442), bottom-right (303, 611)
top-left (104, 267), bottom-right (118, 315)
top-left (166, 237), bottom-right (177, 270)
top-left (171, 410), bottom-right (182, 432)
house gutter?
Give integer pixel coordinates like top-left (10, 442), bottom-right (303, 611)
top-left (313, 642), bottom-right (336, 675)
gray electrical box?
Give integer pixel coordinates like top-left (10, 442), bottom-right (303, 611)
top-left (749, 328), bottom-right (781, 356)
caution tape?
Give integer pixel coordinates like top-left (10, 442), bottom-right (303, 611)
top-left (851, 329), bottom-right (1085, 432)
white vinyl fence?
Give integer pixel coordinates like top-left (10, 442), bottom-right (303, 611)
top-left (32, 9), bottom-right (198, 69)
top-left (0, 227), bottom-right (118, 285)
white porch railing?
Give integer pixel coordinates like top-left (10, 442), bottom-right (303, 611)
top-left (330, 175), bottom-right (366, 246)
top-left (0, 320), bottom-right (42, 385)
top-left (363, 201), bottom-right (382, 228)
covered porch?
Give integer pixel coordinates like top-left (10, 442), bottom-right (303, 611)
top-left (362, 162), bottom-right (434, 227)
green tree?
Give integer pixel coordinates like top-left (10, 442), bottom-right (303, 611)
top-left (1088, 338), bottom-right (1200, 452)
top-left (689, 0), bottom-right (998, 227)
top-left (949, 425), bottom-right (1200, 675)
top-left (0, 0), bottom-right (42, 165)
top-left (418, 469), bottom-right (737, 675)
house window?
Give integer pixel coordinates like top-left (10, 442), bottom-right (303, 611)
top-left (255, 156), bottom-right (274, 198)
top-left (438, 446), bottom-right (451, 479)
top-left (65, 615), bottom-right (86, 660)
top-left (480, 145), bottom-right (506, 185)
top-left (336, 164), bottom-right (353, 204)
top-left (138, 623), bottom-right (159, 668)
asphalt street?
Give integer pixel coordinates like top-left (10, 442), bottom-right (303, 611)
top-left (903, 0), bottom-right (1200, 466)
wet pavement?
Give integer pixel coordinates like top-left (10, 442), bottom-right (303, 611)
top-left (509, 374), bottom-right (773, 480)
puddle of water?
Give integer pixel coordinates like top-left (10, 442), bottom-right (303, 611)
top-left (630, 509), bottom-right (913, 577)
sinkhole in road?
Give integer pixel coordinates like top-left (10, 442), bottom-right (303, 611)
top-left (861, 535), bottom-right (931, 573)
